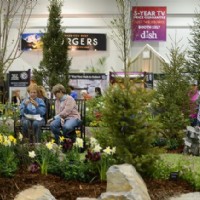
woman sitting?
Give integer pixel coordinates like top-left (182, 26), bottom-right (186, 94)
top-left (19, 84), bottom-right (46, 143)
top-left (48, 84), bottom-right (81, 143)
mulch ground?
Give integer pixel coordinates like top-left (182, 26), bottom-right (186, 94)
top-left (0, 168), bottom-right (196, 200)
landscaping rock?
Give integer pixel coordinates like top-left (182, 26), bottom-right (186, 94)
top-left (183, 126), bottom-right (200, 156)
top-left (100, 163), bottom-right (151, 200)
top-left (14, 185), bottom-right (56, 200)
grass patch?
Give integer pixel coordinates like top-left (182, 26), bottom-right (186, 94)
top-left (152, 153), bottom-right (200, 189)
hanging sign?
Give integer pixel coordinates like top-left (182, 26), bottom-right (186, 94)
top-left (9, 70), bottom-right (31, 87)
top-left (132, 6), bottom-right (167, 41)
top-left (66, 33), bottom-right (106, 51)
top-left (69, 73), bottom-right (107, 80)
top-left (21, 33), bottom-right (106, 51)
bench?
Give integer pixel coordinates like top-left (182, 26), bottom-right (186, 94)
top-left (14, 99), bottom-right (86, 147)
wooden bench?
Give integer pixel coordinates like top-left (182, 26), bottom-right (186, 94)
top-left (14, 99), bottom-right (86, 147)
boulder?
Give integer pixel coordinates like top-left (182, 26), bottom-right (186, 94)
top-left (100, 164), bottom-right (151, 200)
top-left (14, 185), bottom-right (56, 200)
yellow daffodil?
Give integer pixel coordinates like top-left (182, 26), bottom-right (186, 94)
top-left (75, 130), bottom-right (81, 137)
top-left (59, 136), bottom-right (65, 142)
top-left (46, 142), bottom-right (53, 150)
top-left (111, 147), bottom-right (116, 154)
top-left (90, 137), bottom-right (97, 147)
top-left (18, 133), bottom-right (23, 141)
top-left (8, 135), bottom-right (15, 143)
top-left (74, 138), bottom-right (83, 148)
top-left (0, 135), bottom-right (3, 144)
top-left (51, 139), bottom-right (55, 144)
top-left (103, 146), bottom-right (112, 155)
top-left (29, 151), bottom-right (36, 158)
top-left (93, 144), bottom-right (102, 153)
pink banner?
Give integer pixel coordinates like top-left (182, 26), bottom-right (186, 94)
top-left (132, 6), bottom-right (166, 41)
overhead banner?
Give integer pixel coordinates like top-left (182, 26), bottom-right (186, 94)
top-left (132, 6), bottom-right (166, 41)
top-left (21, 33), bottom-right (106, 51)
top-left (9, 70), bottom-right (31, 87)
top-left (69, 73), bottom-right (107, 80)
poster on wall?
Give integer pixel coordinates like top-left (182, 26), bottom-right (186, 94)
top-left (109, 71), bottom-right (145, 88)
top-left (21, 33), bottom-right (43, 50)
top-left (132, 6), bottom-right (166, 41)
top-left (21, 33), bottom-right (106, 51)
top-left (69, 73), bottom-right (108, 97)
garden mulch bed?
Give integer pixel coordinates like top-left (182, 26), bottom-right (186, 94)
top-left (0, 168), bottom-right (196, 200)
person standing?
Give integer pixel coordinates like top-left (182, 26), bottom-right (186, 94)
top-left (189, 83), bottom-right (199, 126)
top-left (48, 84), bottom-right (81, 143)
top-left (69, 85), bottom-right (78, 100)
top-left (95, 87), bottom-right (102, 98)
top-left (80, 90), bottom-right (92, 100)
top-left (37, 85), bottom-right (51, 123)
top-left (12, 89), bottom-right (21, 106)
top-left (20, 84), bottom-right (46, 142)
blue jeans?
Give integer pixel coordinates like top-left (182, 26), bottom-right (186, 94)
top-left (50, 118), bottom-right (81, 143)
top-left (21, 117), bottom-right (45, 143)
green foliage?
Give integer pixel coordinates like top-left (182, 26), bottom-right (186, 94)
top-left (91, 127), bottom-right (114, 148)
top-left (153, 41), bottom-right (191, 143)
top-left (85, 96), bottom-right (105, 126)
top-left (100, 81), bottom-right (161, 175)
top-left (14, 143), bottom-right (34, 167)
top-left (152, 136), bottom-right (181, 152)
top-left (85, 137), bottom-right (117, 181)
top-left (152, 154), bottom-right (200, 190)
top-left (0, 124), bottom-right (14, 135)
top-left (40, 131), bottom-right (54, 143)
top-left (33, 0), bottom-right (71, 90)
top-left (0, 149), bottom-right (18, 177)
top-left (0, 135), bottom-right (19, 177)
top-left (134, 154), bottom-right (160, 177)
top-left (34, 142), bottom-right (60, 175)
top-left (61, 160), bottom-right (93, 182)
top-left (151, 158), bottom-right (176, 180)
top-left (186, 8), bottom-right (200, 84)
top-left (0, 102), bottom-right (20, 124)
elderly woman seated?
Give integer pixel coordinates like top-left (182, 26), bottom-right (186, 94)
top-left (19, 84), bottom-right (46, 143)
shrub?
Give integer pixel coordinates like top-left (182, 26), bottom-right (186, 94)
top-left (100, 81), bottom-right (162, 176)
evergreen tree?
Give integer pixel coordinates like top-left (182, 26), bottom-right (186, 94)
top-left (186, 9), bottom-right (200, 84)
top-left (100, 82), bottom-right (161, 176)
top-left (93, 0), bottom-right (161, 176)
top-left (154, 41), bottom-right (191, 143)
top-left (33, 0), bottom-right (71, 91)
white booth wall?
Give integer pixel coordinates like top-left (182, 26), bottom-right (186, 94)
top-left (7, 0), bottom-right (199, 75)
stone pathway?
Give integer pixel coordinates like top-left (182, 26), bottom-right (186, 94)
top-left (169, 192), bottom-right (200, 200)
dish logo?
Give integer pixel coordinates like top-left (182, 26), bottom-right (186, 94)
top-left (141, 31), bottom-right (157, 39)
